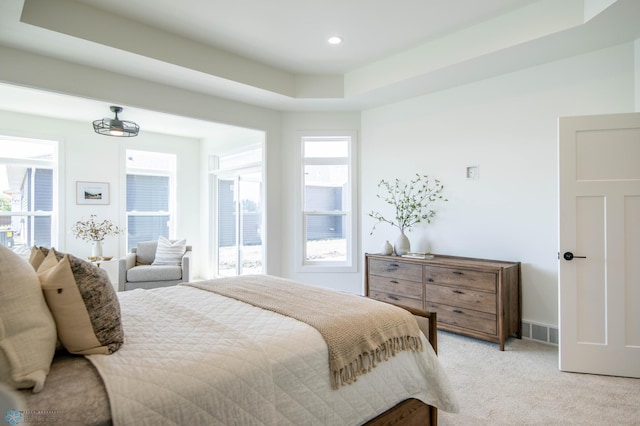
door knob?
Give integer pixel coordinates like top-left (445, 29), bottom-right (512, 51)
top-left (563, 251), bottom-right (587, 261)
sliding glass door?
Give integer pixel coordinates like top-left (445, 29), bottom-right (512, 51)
top-left (216, 170), bottom-right (263, 276)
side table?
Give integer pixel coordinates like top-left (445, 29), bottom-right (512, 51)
top-left (90, 258), bottom-right (118, 288)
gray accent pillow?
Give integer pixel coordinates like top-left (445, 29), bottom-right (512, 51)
top-left (135, 241), bottom-right (158, 265)
top-left (36, 247), bottom-right (124, 355)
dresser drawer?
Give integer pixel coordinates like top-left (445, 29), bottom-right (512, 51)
top-left (369, 275), bottom-right (422, 299)
top-left (424, 266), bottom-right (496, 293)
top-left (369, 274), bottom-right (423, 310)
top-left (425, 283), bottom-right (496, 315)
top-left (369, 258), bottom-right (422, 282)
top-left (426, 302), bottom-right (497, 335)
top-left (369, 290), bottom-right (423, 310)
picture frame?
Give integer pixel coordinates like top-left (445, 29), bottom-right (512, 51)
top-left (76, 181), bottom-right (110, 205)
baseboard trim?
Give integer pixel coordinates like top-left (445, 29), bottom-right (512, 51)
top-left (521, 321), bottom-right (558, 345)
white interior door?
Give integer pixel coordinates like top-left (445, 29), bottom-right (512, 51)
top-left (558, 112), bottom-right (640, 378)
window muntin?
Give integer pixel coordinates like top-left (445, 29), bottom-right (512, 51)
top-left (126, 150), bottom-right (176, 250)
top-left (300, 134), bottom-right (356, 271)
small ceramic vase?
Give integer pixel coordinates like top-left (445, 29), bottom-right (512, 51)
top-left (381, 240), bottom-right (393, 255)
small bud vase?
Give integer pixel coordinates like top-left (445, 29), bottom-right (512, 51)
top-left (91, 240), bottom-right (103, 259)
top-left (394, 230), bottom-right (410, 256)
top-left (381, 240), bottom-right (393, 255)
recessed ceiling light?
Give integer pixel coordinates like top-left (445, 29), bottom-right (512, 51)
top-left (328, 36), bottom-right (343, 45)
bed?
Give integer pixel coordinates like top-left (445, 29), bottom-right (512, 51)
top-left (2, 247), bottom-right (458, 426)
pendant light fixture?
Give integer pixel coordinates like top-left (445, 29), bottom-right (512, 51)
top-left (93, 106), bottom-right (139, 137)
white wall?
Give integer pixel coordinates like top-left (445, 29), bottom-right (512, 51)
top-left (361, 42), bottom-right (636, 327)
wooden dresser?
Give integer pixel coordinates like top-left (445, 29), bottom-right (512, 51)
top-left (365, 253), bottom-right (521, 350)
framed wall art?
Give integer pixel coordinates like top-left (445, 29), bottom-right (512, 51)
top-left (76, 181), bottom-right (110, 205)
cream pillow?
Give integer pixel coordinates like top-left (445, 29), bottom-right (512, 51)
top-left (0, 246), bottom-right (57, 393)
top-left (38, 250), bottom-right (124, 355)
top-left (152, 236), bottom-right (186, 266)
top-left (28, 246), bottom-right (46, 270)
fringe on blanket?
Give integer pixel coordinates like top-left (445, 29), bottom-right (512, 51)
top-left (332, 335), bottom-right (423, 390)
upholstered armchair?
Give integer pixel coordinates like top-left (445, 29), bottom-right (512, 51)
top-left (118, 239), bottom-right (192, 291)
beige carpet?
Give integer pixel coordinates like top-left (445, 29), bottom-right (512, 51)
top-left (436, 331), bottom-right (640, 425)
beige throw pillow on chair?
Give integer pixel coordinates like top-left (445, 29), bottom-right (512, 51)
top-left (152, 236), bottom-right (186, 266)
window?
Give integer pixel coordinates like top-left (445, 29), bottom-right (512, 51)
top-left (126, 150), bottom-right (176, 250)
top-left (0, 136), bottom-right (57, 255)
top-left (299, 133), bottom-right (357, 272)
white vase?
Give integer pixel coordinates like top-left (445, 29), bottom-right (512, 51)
top-left (394, 231), bottom-right (410, 256)
top-left (91, 240), bottom-right (103, 259)
top-left (381, 240), bottom-right (393, 255)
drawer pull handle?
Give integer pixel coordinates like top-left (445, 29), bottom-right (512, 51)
top-left (390, 280), bottom-right (399, 284)
top-left (389, 295), bottom-right (399, 301)
top-left (453, 290), bottom-right (464, 294)
top-left (453, 271), bottom-right (464, 275)
top-left (453, 309), bottom-right (464, 314)
top-left (427, 278), bottom-right (434, 282)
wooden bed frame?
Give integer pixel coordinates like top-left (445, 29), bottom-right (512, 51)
top-left (365, 305), bottom-right (438, 426)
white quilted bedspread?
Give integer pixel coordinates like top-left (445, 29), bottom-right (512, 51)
top-left (87, 285), bottom-right (458, 426)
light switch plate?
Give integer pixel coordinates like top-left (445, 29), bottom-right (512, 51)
top-left (466, 165), bottom-right (479, 180)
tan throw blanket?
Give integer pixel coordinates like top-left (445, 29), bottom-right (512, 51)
top-left (185, 275), bottom-right (423, 389)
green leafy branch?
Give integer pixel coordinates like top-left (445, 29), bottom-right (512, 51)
top-left (369, 173), bottom-right (447, 234)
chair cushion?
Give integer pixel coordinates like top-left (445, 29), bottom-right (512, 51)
top-left (135, 241), bottom-right (158, 265)
top-left (127, 265), bottom-right (182, 282)
top-left (152, 236), bottom-right (186, 266)
top-left (37, 248), bottom-right (124, 355)
top-left (0, 245), bottom-right (57, 393)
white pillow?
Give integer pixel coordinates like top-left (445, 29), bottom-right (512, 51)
top-left (152, 236), bottom-right (187, 266)
top-left (0, 246), bottom-right (57, 393)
